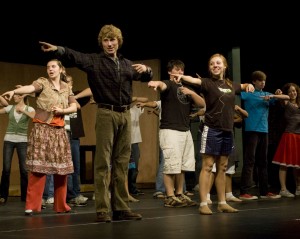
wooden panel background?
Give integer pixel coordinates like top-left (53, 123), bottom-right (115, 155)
top-left (0, 59), bottom-right (160, 191)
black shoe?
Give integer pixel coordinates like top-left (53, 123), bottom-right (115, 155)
top-left (96, 212), bottom-right (111, 223)
top-left (112, 210), bottom-right (142, 221)
top-left (57, 209), bottom-right (77, 214)
top-left (130, 189), bottom-right (145, 196)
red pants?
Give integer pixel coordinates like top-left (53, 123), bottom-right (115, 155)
top-left (25, 172), bottom-right (71, 213)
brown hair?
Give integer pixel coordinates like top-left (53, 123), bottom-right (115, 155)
top-left (49, 60), bottom-right (68, 83)
top-left (98, 24), bottom-right (123, 49)
top-left (282, 82), bottom-right (300, 105)
top-left (251, 70), bottom-right (266, 82)
top-left (61, 65), bottom-right (73, 85)
top-left (208, 53), bottom-right (232, 87)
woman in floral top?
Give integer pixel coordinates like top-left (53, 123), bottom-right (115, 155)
top-left (2, 59), bottom-right (77, 216)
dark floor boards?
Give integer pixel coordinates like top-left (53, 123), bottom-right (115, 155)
top-left (1, 189), bottom-right (300, 239)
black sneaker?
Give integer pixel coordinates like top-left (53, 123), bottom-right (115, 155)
top-left (130, 189), bottom-right (145, 196)
top-left (112, 210), bottom-right (142, 221)
top-left (57, 209), bottom-right (77, 214)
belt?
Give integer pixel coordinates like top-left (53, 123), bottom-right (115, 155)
top-left (98, 103), bottom-right (130, 113)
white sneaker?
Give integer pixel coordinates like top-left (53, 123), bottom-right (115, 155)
top-left (92, 193), bottom-right (95, 200)
top-left (68, 195), bottom-right (87, 207)
top-left (45, 197), bottom-right (54, 204)
top-left (79, 195), bottom-right (88, 202)
top-left (279, 190), bottom-right (295, 198)
top-left (25, 209), bottom-right (33, 216)
top-left (295, 190), bottom-right (300, 196)
top-left (78, 194), bottom-right (88, 203)
top-left (193, 184), bottom-right (199, 192)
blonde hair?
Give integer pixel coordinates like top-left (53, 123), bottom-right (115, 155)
top-left (98, 24), bottom-right (123, 49)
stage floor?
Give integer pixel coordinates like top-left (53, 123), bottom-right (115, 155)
top-left (1, 189), bottom-right (300, 239)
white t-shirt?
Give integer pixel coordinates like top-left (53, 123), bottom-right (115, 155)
top-left (154, 100), bottom-right (162, 121)
top-left (130, 105), bottom-right (144, 144)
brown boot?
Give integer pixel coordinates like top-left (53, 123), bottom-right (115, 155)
top-left (112, 210), bottom-right (142, 221)
top-left (199, 205), bottom-right (212, 215)
top-left (217, 204), bottom-right (238, 213)
top-left (96, 212), bottom-right (112, 223)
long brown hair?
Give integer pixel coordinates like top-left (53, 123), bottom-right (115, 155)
top-left (49, 59), bottom-right (68, 83)
top-left (282, 82), bottom-right (300, 105)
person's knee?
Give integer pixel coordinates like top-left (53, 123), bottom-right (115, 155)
top-left (218, 163), bottom-right (228, 173)
top-left (203, 163), bottom-right (213, 173)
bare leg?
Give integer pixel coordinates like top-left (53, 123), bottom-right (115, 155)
top-left (225, 174), bottom-right (242, 202)
top-left (199, 155), bottom-right (214, 203)
top-left (215, 156), bottom-right (238, 213)
top-left (207, 171), bottom-right (215, 204)
top-left (174, 173), bottom-right (184, 195)
top-left (293, 168), bottom-right (300, 195)
top-left (198, 154), bottom-right (214, 215)
top-left (225, 174), bottom-right (231, 193)
top-left (164, 174), bottom-right (176, 197)
top-left (214, 156), bottom-right (227, 203)
top-left (125, 175), bottom-right (139, 202)
top-left (279, 166), bottom-right (288, 191)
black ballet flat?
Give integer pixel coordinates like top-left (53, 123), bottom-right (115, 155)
top-left (57, 209), bottom-right (77, 214)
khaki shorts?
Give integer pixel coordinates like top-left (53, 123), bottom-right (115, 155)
top-left (159, 129), bottom-right (195, 174)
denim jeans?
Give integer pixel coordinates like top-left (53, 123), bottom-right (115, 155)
top-left (155, 147), bottom-right (165, 193)
top-left (0, 141), bottom-right (28, 201)
top-left (67, 138), bottom-right (81, 200)
top-left (128, 143), bottom-right (140, 194)
top-left (43, 174), bottom-right (54, 199)
top-left (195, 127), bottom-right (203, 183)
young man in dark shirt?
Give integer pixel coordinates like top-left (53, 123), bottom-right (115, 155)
top-left (39, 24), bottom-right (153, 222)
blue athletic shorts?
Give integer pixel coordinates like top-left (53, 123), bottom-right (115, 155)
top-left (200, 125), bottom-right (233, 156)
